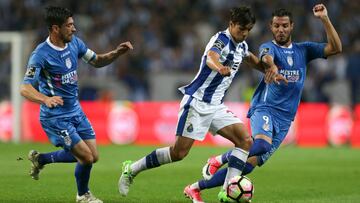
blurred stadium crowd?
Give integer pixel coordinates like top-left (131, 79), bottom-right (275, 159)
top-left (0, 0), bottom-right (359, 107)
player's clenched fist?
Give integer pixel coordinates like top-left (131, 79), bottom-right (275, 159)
top-left (313, 4), bottom-right (328, 19)
top-left (218, 66), bottom-right (231, 77)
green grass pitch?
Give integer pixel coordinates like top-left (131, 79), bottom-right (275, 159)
top-left (1, 142), bottom-right (360, 203)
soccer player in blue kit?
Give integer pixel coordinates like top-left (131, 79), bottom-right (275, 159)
top-left (184, 4), bottom-right (342, 203)
top-left (118, 7), bottom-right (286, 200)
top-left (20, 6), bottom-right (133, 203)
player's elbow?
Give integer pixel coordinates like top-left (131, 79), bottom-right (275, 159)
top-left (20, 85), bottom-right (28, 97)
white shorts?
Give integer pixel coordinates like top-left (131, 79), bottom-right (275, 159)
top-left (176, 95), bottom-right (243, 141)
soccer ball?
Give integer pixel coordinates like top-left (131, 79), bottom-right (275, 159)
top-left (226, 176), bottom-right (254, 203)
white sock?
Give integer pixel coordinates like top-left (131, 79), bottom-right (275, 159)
top-left (156, 147), bottom-right (172, 164)
top-left (130, 157), bottom-right (147, 176)
top-left (222, 148), bottom-right (249, 190)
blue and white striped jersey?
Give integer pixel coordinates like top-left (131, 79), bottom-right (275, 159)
top-left (23, 35), bottom-right (96, 120)
top-left (247, 40), bottom-right (326, 121)
top-left (179, 29), bottom-right (249, 105)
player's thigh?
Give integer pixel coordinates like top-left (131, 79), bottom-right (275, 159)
top-left (250, 109), bottom-right (274, 140)
top-left (211, 105), bottom-right (250, 145)
top-left (40, 118), bottom-right (82, 151)
top-left (74, 113), bottom-right (99, 161)
top-left (176, 95), bottom-right (213, 141)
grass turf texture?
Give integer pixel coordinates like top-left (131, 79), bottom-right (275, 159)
top-left (1, 142), bottom-right (359, 203)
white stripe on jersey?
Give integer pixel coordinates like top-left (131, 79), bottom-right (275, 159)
top-left (179, 29), bottom-right (249, 105)
top-left (43, 70), bottom-right (55, 96)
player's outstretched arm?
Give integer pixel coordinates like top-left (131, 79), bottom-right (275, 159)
top-left (20, 84), bottom-right (63, 108)
top-left (244, 52), bottom-right (265, 73)
top-left (261, 54), bottom-right (288, 85)
top-left (313, 4), bottom-right (342, 57)
top-left (89, 41), bottom-right (133, 68)
top-left (206, 50), bottom-right (231, 76)
top-left (245, 52), bottom-right (287, 85)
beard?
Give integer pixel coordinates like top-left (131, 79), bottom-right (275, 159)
top-left (275, 34), bottom-right (290, 46)
top-left (60, 33), bottom-right (72, 43)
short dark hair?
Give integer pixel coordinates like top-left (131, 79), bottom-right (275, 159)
top-left (272, 8), bottom-right (293, 23)
top-left (230, 6), bottom-right (256, 26)
top-left (45, 6), bottom-right (73, 30)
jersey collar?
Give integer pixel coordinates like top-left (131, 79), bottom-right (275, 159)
top-left (46, 37), bottom-right (68, 51)
top-left (272, 40), bottom-right (293, 49)
top-left (226, 28), bottom-right (242, 46)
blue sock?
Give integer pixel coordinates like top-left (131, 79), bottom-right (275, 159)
top-left (242, 162), bottom-right (255, 175)
top-left (199, 168), bottom-right (227, 190)
top-left (221, 150), bottom-right (232, 164)
top-left (38, 150), bottom-right (77, 165)
top-left (249, 139), bottom-right (271, 157)
top-left (75, 163), bottom-right (92, 196)
top-left (145, 150), bottom-right (160, 169)
top-left (198, 162), bottom-right (255, 190)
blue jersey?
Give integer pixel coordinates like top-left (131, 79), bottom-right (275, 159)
top-left (23, 36), bottom-right (96, 120)
top-left (247, 40), bottom-right (326, 121)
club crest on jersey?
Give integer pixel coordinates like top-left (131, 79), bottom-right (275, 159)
top-left (287, 56), bottom-right (293, 66)
top-left (187, 123), bottom-right (194, 133)
top-left (65, 58), bottom-right (72, 69)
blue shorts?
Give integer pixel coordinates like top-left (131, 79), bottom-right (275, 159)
top-left (249, 109), bottom-right (291, 166)
top-left (40, 112), bottom-right (95, 151)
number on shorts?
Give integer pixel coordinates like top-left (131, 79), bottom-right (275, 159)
top-left (262, 116), bottom-right (269, 124)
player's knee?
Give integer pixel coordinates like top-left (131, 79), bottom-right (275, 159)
top-left (80, 154), bottom-right (94, 165)
top-left (92, 154), bottom-right (99, 163)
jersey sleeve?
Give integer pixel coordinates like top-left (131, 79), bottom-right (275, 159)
top-left (299, 41), bottom-right (326, 62)
top-left (22, 52), bottom-right (43, 86)
top-left (74, 36), bottom-right (96, 63)
top-left (209, 33), bottom-right (230, 55)
top-left (259, 43), bottom-right (275, 60)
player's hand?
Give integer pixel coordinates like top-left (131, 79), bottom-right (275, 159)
top-left (117, 41), bottom-right (133, 54)
top-left (218, 66), bottom-right (231, 77)
top-left (274, 74), bottom-right (288, 85)
top-left (264, 65), bottom-right (278, 84)
top-left (44, 96), bottom-right (63, 108)
top-left (313, 4), bottom-right (328, 19)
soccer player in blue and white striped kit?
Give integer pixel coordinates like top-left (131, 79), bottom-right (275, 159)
top-left (21, 6), bottom-right (133, 203)
top-left (118, 7), bottom-right (285, 201)
top-left (186, 4), bottom-right (342, 202)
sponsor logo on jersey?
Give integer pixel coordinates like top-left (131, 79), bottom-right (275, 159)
top-left (61, 50), bottom-right (71, 58)
top-left (65, 58), bottom-right (72, 69)
top-left (283, 50), bottom-right (294, 54)
top-left (62, 70), bottom-right (78, 84)
top-left (279, 69), bottom-right (300, 82)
